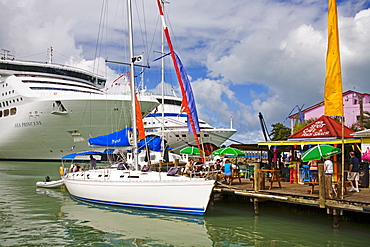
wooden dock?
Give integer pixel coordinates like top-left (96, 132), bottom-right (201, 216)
top-left (213, 178), bottom-right (370, 227)
top-left (214, 179), bottom-right (370, 211)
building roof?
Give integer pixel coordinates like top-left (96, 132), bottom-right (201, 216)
top-left (258, 115), bottom-right (360, 146)
top-left (352, 129), bottom-right (370, 137)
top-left (288, 115), bottom-right (355, 139)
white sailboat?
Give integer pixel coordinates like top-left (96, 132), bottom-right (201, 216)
top-left (62, 0), bottom-right (215, 216)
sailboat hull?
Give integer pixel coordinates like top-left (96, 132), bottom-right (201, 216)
top-left (63, 170), bottom-right (215, 215)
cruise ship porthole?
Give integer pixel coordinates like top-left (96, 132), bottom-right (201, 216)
top-left (10, 107), bottom-right (16, 115)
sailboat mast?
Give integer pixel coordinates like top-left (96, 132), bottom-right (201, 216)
top-left (127, 0), bottom-right (138, 169)
top-left (161, 0), bottom-right (165, 155)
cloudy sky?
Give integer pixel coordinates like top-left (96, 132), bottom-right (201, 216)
top-left (1, 0), bottom-right (369, 144)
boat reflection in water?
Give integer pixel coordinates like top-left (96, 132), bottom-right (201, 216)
top-left (35, 188), bottom-right (370, 246)
top-left (60, 197), bottom-right (212, 246)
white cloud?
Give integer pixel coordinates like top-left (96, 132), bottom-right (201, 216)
top-left (1, 0), bottom-right (369, 145)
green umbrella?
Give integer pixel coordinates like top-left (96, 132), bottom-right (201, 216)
top-left (180, 146), bottom-right (201, 155)
top-left (212, 147), bottom-right (245, 157)
top-left (301, 145), bottom-right (341, 162)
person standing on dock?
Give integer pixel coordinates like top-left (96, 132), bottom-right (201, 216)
top-left (324, 157), bottom-right (333, 175)
top-left (308, 159), bottom-right (319, 182)
top-left (348, 152), bottom-right (360, 192)
top-left (223, 159), bottom-right (232, 184)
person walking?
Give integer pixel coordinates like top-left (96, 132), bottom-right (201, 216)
top-left (348, 152), bottom-right (360, 192)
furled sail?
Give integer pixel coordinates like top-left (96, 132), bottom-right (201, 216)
top-left (88, 127), bottom-right (133, 147)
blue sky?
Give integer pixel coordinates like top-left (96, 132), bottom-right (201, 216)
top-left (1, 0), bottom-right (369, 144)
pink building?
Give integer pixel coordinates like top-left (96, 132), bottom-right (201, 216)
top-left (289, 90), bottom-right (370, 130)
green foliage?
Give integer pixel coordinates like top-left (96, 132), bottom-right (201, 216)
top-left (293, 119), bottom-right (314, 133)
top-left (270, 122), bottom-right (291, 141)
top-left (351, 111), bottom-right (370, 131)
top-left (362, 111), bottom-right (370, 129)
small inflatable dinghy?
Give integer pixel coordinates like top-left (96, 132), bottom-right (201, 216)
top-left (36, 177), bottom-right (64, 188)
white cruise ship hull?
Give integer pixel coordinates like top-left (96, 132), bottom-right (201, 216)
top-left (63, 169), bottom-right (215, 215)
top-left (144, 95), bottom-right (236, 155)
top-left (0, 59), bottom-right (158, 160)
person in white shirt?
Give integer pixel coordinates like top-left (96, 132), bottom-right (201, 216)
top-left (324, 157), bottom-right (333, 174)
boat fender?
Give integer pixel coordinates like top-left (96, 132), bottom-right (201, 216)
top-left (59, 166), bottom-right (64, 176)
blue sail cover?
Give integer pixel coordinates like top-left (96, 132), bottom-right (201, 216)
top-left (62, 151), bottom-right (108, 160)
top-left (88, 127), bottom-right (133, 147)
top-left (137, 136), bottom-right (162, 152)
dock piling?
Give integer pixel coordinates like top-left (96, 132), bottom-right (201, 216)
top-left (254, 198), bottom-right (259, 215)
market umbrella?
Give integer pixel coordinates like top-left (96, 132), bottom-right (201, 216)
top-left (301, 145), bottom-right (341, 162)
top-left (180, 146), bottom-right (201, 155)
top-left (212, 147), bottom-right (245, 157)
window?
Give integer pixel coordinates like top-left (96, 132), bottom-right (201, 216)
top-left (10, 107), bottom-right (16, 115)
top-left (4, 109), bottom-right (9, 117)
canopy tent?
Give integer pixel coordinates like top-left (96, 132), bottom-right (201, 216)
top-left (137, 136), bottom-right (162, 152)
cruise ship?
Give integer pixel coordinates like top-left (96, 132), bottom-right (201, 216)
top-left (0, 54), bottom-right (159, 160)
top-left (144, 94), bottom-right (237, 155)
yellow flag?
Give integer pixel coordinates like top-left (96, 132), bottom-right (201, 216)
top-left (324, 0), bottom-right (343, 116)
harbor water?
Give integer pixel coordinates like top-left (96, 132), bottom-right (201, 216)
top-left (1, 161), bottom-right (369, 246)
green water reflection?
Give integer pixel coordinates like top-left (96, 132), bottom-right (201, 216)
top-left (0, 161), bottom-right (369, 246)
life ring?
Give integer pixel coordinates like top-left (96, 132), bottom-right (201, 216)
top-left (54, 92), bottom-right (57, 95)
